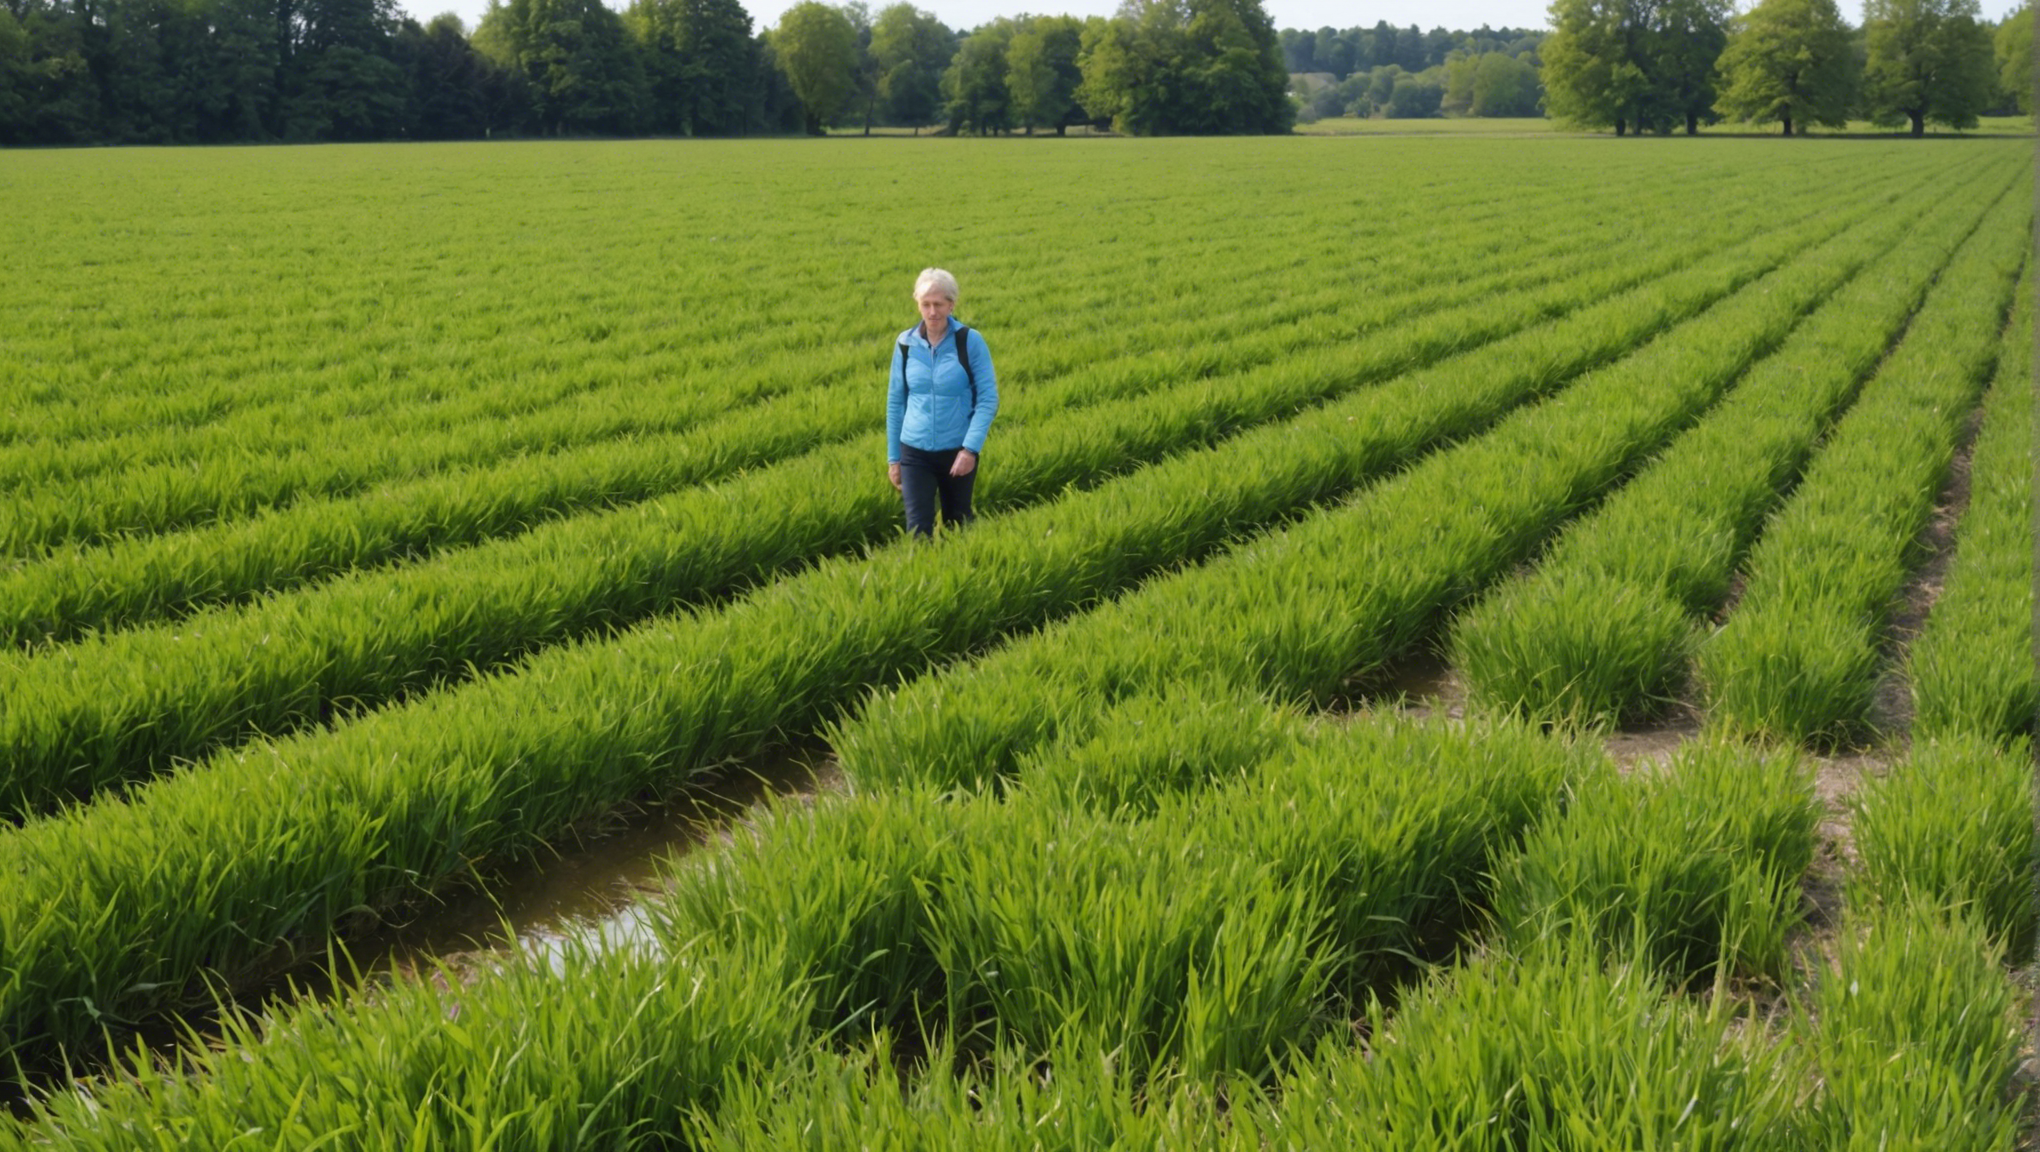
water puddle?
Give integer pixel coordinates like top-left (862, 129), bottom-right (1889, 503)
top-left (1342, 649), bottom-right (1463, 719)
top-left (351, 745), bottom-right (840, 976)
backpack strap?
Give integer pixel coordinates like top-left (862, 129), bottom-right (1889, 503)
top-left (955, 325), bottom-right (977, 408)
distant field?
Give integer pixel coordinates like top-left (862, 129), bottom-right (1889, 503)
top-left (1, 136), bottom-right (2033, 1147)
top-left (1296, 113), bottom-right (2036, 136)
top-left (1295, 114), bottom-right (1561, 134)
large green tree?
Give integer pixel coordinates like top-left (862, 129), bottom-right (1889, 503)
top-left (943, 16), bottom-right (1011, 132)
top-left (1994, 4), bottom-right (2031, 115)
top-left (869, 1), bottom-right (949, 129)
top-left (1650, 0), bottom-right (1727, 132)
top-left (1384, 67), bottom-right (1444, 116)
top-left (87, 0), bottom-right (185, 141)
top-left (0, 8), bottom-right (32, 142)
top-left (192, 0), bottom-right (284, 139)
top-left (476, 0), bottom-right (646, 134)
top-left (1472, 52), bottom-right (1543, 115)
top-left (1073, 0), bottom-right (1176, 133)
top-left (3, 0), bottom-right (98, 142)
top-left (1542, 0), bottom-right (1652, 132)
top-left (1861, 0), bottom-right (1994, 134)
top-left (1713, 0), bottom-right (1853, 134)
top-left (767, 0), bottom-right (855, 132)
top-left (1442, 49), bottom-right (1542, 116)
top-left (629, 0), bottom-right (755, 134)
top-left (838, 0), bottom-right (883, 131)
top-left (1004, 13), bottom-right (1083, 133)
top-left (1076, 0), bottom-right (1288, 134)
top-left (1178, 0), bottom-right (1290, 132)
top-left (396, 13), bottom-right (523, 138)
top-left (1543, 0), bottom-right (1728, 133)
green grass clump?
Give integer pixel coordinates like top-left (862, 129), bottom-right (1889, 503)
top-left (1795, 902), bottom-right (2025, 1150)
top-left (5, 932), bottom-right (812, 1150)
top-left (685, 1030), bottom-right (1229, 1151)
top-left (1245, 945), bottom-right (1794, 1151)
top-left (1847, 736), bottom-right (2038, 956)
top-left (1453, 570), bottom-right (1696, 728)
top-left (1491, 740), bottom-right (1817, 983)
top-left (1193, 717), bottom-right (1587, 996)
top-left (663, 789), bottom-right (1324, 1085)
top-left (1013, 680), bottom-right (1310, 813)
top-left (1698, 608), bottom-right (1886, 746)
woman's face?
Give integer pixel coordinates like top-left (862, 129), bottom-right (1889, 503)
top-left (917, 292), bottom-right (955, 330)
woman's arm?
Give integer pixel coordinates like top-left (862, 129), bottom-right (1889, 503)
top-left (886, 339), bottom-right (908, 464)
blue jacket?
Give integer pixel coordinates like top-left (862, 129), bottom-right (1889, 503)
top-left (888, 319), bottom-right (998, 461)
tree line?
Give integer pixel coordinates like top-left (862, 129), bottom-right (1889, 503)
top-left (0, 0), bottom-right (1302, 144)
top-left (0, 0), bottom-right (2028, 145)
top-left (1542, 0), bottom-right (2029, 136)
top-left (0, 0), bottom-right (790, 144)
top-left (1285, 0), bottom-right (2028, 133)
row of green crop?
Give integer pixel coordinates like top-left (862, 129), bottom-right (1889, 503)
top-left (1849, 735), bottom-right (2038, 958)
top-left (12, 709), bottom-right (2021, 1148)
top-left (0, 146), bottom-right (1931, 555)
top-left (0, 342), bottom-right (835, 555)
top-left (0, 139), bottom-right (1379, 435)
top-left (0, 170), bottom-right (1741, 649)
top-left (1445, 166), bottom-right (2025, 730)
top-left (0, 174), bottom-right (1882, 818)
top-left (1694, 189), bottom-right (2031, 746)
top-left (0, 192), bottom-right (1897, 1059)
top-left (4, 139), bottom-right (1932, 458)
top-left (0, 144), bottom-right (1648, 491)
top-left (825, 172), bottom-right (1978, 798)
top-left (1906, 274), bottom-right (2037, 745)
top-left (1488, 740), bottom-right (1817, 986)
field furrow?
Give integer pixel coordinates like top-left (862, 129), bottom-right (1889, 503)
top-left (1905, 273), bottom-right (2036, 745)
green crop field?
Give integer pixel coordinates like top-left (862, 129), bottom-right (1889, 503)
top-left (1, 135), bottom-right (2034, 1148)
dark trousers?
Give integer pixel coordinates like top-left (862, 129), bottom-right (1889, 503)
top-left (899, 444), bottom-right (976, 536)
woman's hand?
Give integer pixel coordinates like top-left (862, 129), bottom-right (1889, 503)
top-left (888, 461), bottom-right (903, 490)
top-left (949, 449), bottom-right (977, 477)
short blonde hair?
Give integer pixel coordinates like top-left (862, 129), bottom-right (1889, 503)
top-left (913, 267), bottom-right (959, 303)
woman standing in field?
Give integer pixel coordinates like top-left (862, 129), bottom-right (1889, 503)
top-left (887, 268), bottom-right (999, 536)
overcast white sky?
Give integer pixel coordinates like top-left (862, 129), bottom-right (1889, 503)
top-left (418, 0), bottom-right (2030, 48)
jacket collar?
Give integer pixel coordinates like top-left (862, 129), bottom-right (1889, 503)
top-left (914, 318), bottom-right (966, 347)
